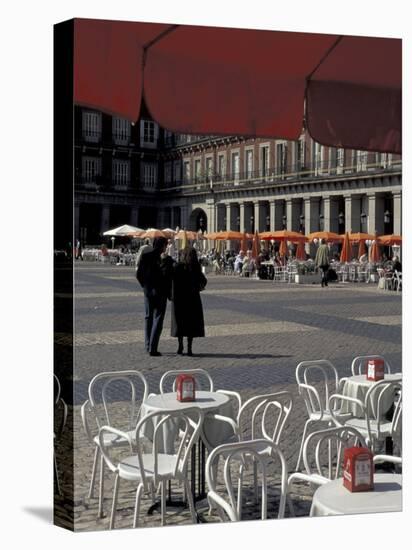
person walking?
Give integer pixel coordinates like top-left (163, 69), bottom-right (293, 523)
top-left (136, 237), bottom-right (173, 356)
top-left (315, 238), bottom-right (331, 287)
top-left (135, 238), bottom-right (153, 270)
top-left (171, 246), bottom-right (206, 356)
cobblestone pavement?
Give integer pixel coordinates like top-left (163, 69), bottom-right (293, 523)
top-left (54, 263), bottom-right (402, 532)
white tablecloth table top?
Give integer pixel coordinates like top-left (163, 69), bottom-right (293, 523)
top-left (310, 473), bottom-right (402, 517)
top-left (141, 391), bottom-right (234, 453)
top-left (341, 374), bottom-right (402, 418)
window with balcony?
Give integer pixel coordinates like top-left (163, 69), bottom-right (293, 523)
top-left (140, 120), bottom-right (158, 148)
top-left (231, 152), bottom-right (240, 183)
top-left (205, 157), bottom-right (213, 180)
top-left (218, 154), bottom-right (226, 180)
top-left (337, 148), bottom-right (344, 174)
top-left (183, 161), bottom-right (191, 183)
top-left (113, 159), bottom-right (130, 187)
top-left (297, 139), bottom-right (306, 170)
top-left (82, 111), bottom-right (101, 143)
top-left (245, 149), bottom-right (253, 179)
top-left (174, 161), bottom-right (181, 183)
top-left (112, 117), bottom-right (131, 145)
top-left (276, 143), bottom-right (287, 176)
top-left (141, 162), bottom-right (157, 188)
top-left (82, 156), bottom-right (101, 184)
top-left (260, 145), bottom-right (269, 177)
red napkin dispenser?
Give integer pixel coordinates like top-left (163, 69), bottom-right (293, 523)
top-left (367, 358), bottom-right (385, 381)
top-left (176, 374), bottom-right (196, 402)
top-left (343, 447), bottom-right (374, 492)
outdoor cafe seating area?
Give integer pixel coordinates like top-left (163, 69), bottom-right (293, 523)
top-left (55, 355), bottom-right (402, 527)
top-left (74, 225), bottom-right (402, 291)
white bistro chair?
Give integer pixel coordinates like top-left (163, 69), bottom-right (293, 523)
top-left (206, 440), bottom-right (288, 522)
top-left (99, 407), bottom-right (203, 528)
top-left (287, 426), bottom-right (367, 516)
top-left (204, 391), bottom-right (293, 517)
top-left (295, 360), bottom-right (350, 471)
top-left (329, 379), bottom-right (402, 453)
top-left (80, 370), bottom-right (149, 517)
top-left (351, 355), bottom-right (392, 376)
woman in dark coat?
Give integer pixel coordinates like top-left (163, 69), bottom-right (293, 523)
top-left (171, 246), bottom-right (207, 356)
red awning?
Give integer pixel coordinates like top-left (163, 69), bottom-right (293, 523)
top-left (74, 19), bottom-right (401, 153)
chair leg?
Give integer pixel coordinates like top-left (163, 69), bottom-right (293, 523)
top-left (160, 480), bottom-right (166, 526)
top-left (54, 452), bottom-right (61, 496)
top-left (109, 473), bottom-right (120, 530)
top-left (184, 479), bottom-right (198, 524)
top-left (208, 459), bottom-right (219, 516)
top-left (133, 483), bottom-right (144, 528)
top-left (88, 446), bottom-right (99, 499)
top-left (296, 419), bottom-right (312, 471)
top-left (98, 452), bottom-right (105, 518)
top-left (253, 459), bottom-right (258, 505)
top-left (237, 463), bottom-right (244, 520)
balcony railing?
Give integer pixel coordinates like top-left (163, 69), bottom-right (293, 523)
top-left (163, 158), bottom-right (402, 193)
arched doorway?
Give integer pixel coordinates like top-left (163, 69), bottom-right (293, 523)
top-left (188, 208), bottom-right (207, 233)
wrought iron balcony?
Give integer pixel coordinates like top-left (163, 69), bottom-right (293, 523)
top-left (164, 157), bottom-right (402, 194)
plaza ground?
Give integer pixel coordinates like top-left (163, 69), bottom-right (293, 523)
top-left (54, 263), bottom-right (402, 531)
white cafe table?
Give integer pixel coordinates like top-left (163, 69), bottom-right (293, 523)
top-left (141, 391), bottom-right (234, 453)
top-left (310, 473), bottom-right (402, 517)
top-left (341, 374), bottom-right (402, 418)
top-left (141, 391), bottom-right (235, 509)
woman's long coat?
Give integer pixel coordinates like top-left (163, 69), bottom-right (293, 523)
top-left (171, 262), bottom-right (206, 337)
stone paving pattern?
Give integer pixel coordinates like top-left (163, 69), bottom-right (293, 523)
top-left (54, 263), bottom-right (402, 531)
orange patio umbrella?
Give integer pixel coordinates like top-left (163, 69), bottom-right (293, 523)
top-left (174, 230), bottom-right (199, 240)
top-left (307, 231), bottom-right (343, 243)
top-left (296, 240), bottom-right (306, 260)
top-left (137, 228), bottom-right (168, 239)
top-left (340, 232), bottom-right (352, 263)
top-left (259, 230), bottom-right (307, 241)
top-left (213, 230), bottom-right (246, 240)
top-left (377, 234), bottom-right (402, 246)
top-left (279, 239), bottom-right (288, 258)
top-left (251, 231), bottom-right (261, 258)
top-left (345, 232), bottom-right (375, 242)
top-left (358, 239), bottom-right (367, 259)
top-left (369, 240), bottom-right (381, 263)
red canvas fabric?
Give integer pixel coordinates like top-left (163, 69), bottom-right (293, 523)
top-left (73, 19), bottom-right (401, 153)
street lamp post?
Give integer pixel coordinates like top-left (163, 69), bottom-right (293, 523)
top-left (282, 214), bottom-right (287, 229)
top-left (250, 215), bottom-right (254, 233)
top-left (111, 236), bottom-right (115, 249)
top-left (266, 215), bottom-right (270, 230)
top-left (299, 214), bottom-right (305, 233)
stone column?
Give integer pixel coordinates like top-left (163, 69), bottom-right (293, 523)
top-left (367, 193), bottom-right (384, 235)
top-left (392, 192), bottom-right (402, 235)
top-left (226, 203), bottom-right (232, 231)
top-left (253, 201), bottom-right (261, 232)
top-left (344, 195), bottom-right (361, 233)
top-left (206, 198), bottom-right (216, 233)
top-left (304, 197), bottom-right (320, 255)
top-left (239, 202), bottom-right (245, 233)
top-left (323, 196), bottom-right (331, 232)
top-left (100, 205), bottom-right (110, 234)
top-left (269, 200), bottom-right (276, 231)
top-left (286, 199), bottom-right (293, 231)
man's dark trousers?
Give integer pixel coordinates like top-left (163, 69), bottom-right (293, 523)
top-left (144, 291), bottom-right (167, 353)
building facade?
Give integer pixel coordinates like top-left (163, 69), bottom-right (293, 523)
top-left (74, 107), bottom-right (402, 245)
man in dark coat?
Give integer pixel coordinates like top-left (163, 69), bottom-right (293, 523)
top-left (136, 237), bottom-right (173, 356)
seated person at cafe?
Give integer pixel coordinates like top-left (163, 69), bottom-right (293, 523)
top-left (234, 250), bottom-right (245, 273)
top-left (392, 255), bottom-right (402, 272)
top-left (242, 250), bottom-right (256, 277)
